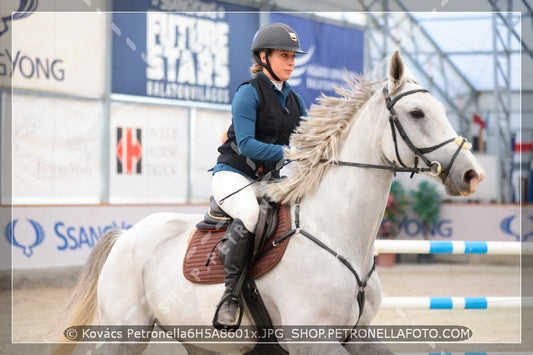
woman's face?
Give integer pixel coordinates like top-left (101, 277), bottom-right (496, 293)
top-left (261, 49), bottom-right (296, 83)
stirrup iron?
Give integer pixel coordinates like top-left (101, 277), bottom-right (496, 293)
top-left (212, 293), bottom-right (245, 331)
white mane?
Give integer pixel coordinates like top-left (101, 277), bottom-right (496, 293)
top-left (265, 73), bottom-right (383, 204)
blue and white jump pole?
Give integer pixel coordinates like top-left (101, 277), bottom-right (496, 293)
top-left (374, 240), bottom-right (533, 255)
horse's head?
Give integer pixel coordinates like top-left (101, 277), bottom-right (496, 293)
top-left (381, 51), bottom-right (485, 196)
top-left (266, 51), bottom-right (485, 204)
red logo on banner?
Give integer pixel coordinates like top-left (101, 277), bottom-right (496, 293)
top-left (116, 128), bottom-right (142, 174)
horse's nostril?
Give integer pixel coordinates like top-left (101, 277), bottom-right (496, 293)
top-left (464, 170), bottom-right (477, 184)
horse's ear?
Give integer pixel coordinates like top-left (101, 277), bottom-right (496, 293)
top-left (388, 50), bottom-right (404, 92)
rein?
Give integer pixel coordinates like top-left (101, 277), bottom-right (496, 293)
top-left (323, 86), bottom-right (470, 182)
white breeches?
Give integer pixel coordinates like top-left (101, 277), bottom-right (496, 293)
top-left (212, 171), bottom-right (260, 233)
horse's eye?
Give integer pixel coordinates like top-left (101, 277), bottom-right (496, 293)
top-left (410, 109), bottom-right (425, 119)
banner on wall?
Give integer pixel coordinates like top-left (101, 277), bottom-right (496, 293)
top-left (111, 1), bottom-right (259, 104)
top-left (269, 13), bottom-right (364, 107)
top-left (1, 204), bottom-right (206, 269)
top-left (109, 102), bottom-right (190, 203)
top-left (1, 1), bottom-right (40, 89)
top-left (1, 92), bottom-right (12, 203)
top-left (11, 95), bottom-right (103, 204)
top-left (395, 204), bottom-right (524, 241)
top-left (111, 6), bottom-right (364, 107)
top-left (3, 9), bottom-right (106, 97)
top-left (190, 109), bottom-right (232, 203)
top-left (1, 203), bottom-right (528, 269)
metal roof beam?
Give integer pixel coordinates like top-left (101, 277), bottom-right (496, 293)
top-left (395, 0), bottom-right (477, 93)
top-left (358, 7), bottom-right (476, 136)
top-left (489, 0), bottom-right (533, 59)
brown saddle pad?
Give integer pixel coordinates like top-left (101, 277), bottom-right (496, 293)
top-left (183, 204), bottom-right (292, 284)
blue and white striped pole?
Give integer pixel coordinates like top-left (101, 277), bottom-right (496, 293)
top-left (380, 296), bottom-right (533, 309)
top-left (374, 240), bottom-right (533, 255)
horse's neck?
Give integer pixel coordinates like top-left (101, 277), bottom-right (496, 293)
top-left (299, 100), bottom-right (392, 271)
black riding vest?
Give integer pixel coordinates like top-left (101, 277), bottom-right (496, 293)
top-left (217, 74), bottom-right (302, 178)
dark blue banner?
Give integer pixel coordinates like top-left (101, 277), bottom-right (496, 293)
top-left (111, 1), bottom-right (259, 104)
top-left (111, 5), bottom-right (364, 106)
top-left (269, 13), bottom-right (364, 107)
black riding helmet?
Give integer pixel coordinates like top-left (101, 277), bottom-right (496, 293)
top-left (251, 23), bottom-right (306, 82)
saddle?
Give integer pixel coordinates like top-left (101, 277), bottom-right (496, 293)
top-left (183, 197), bottom-right (293, 353)
top-left (183, 197), bottom-right (292, 284)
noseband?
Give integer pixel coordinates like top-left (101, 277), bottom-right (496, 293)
top-left (326, 86), bottom-right (471, 183)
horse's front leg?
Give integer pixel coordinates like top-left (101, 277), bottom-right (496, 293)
top-left (343, 273), bottom-right (393, 355)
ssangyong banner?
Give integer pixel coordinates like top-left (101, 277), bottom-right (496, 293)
top-left (2, 204), bottom-right (206, 269)
top-left (6, 10), bottom-right (106, 97)
top-left (111, 3), bottom-right (259, 104)
top-left (269, 13), bottom-right (364, 107)
top-left (2, 203), bottom-right (528, 269)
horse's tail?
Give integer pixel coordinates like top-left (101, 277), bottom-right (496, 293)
top-left (51, 228), bottom-right (122, 353)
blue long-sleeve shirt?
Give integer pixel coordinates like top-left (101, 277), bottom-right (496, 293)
top-left (213, 73), bottom-right (307, 175)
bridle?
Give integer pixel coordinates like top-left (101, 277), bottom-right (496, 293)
top-left (326, 86), bottom-right (471, 182)
top-left (384, 86), bottom-right (471, 182)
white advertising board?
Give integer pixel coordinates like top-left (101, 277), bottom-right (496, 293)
top-left (2, 204), bottom-right (206, 270)
top-left (7, 11), bottom-right (106, 97)
top-left (109, 102), bottom-right (189, 203)
top-left (1, 92), bottom-right (12, 203)
top-left (1, 203), bottom-right (529, 270)
top-left (190, 108), bottom-right (231, 203)
top-left (395, 203), bottom-right (525, 241)
top-left (11, 94), bottom-right (103, 204)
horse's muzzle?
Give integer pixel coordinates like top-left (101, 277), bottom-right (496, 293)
top-left (444, 166), bottom-right (485, 197)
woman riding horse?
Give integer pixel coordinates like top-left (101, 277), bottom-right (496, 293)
top-left (211, 23), bottom-right (308, 328)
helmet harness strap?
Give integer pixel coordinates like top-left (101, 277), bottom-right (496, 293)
top-left (253, 51), bottom-right (282, 82)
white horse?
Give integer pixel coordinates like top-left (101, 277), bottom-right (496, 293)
top-left (54, 51), bottom-right (485, 355)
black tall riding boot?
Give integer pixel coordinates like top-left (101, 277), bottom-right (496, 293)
top-left (213, 218), bottom-right (254, 329)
